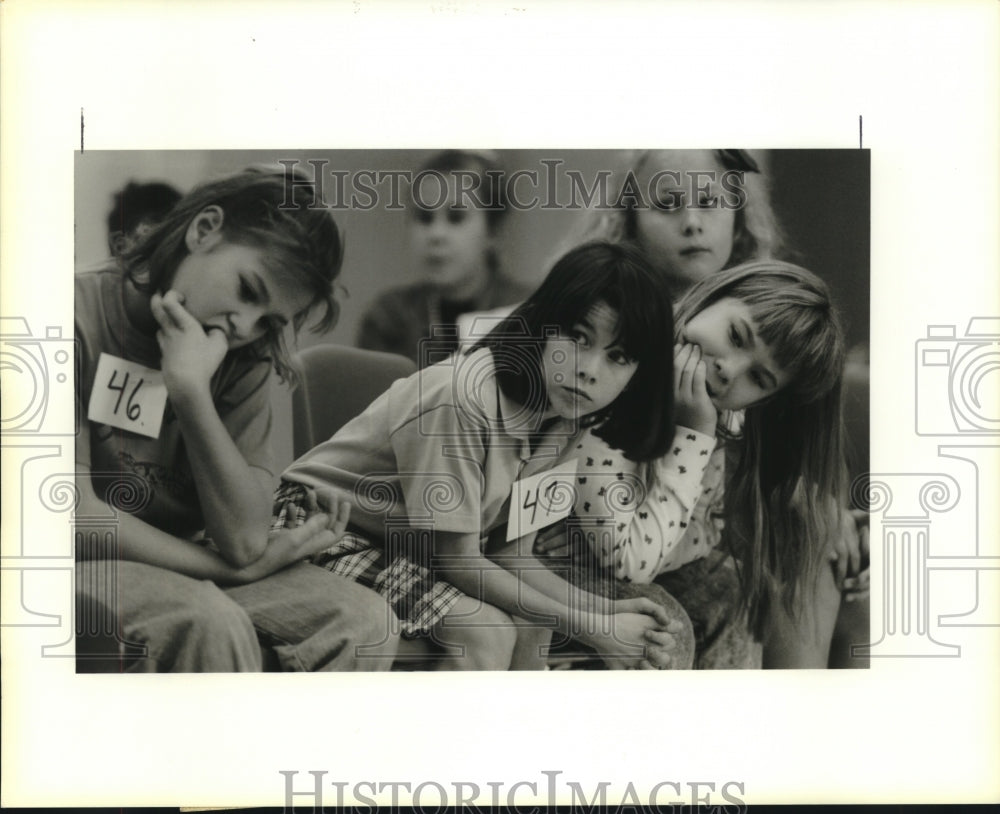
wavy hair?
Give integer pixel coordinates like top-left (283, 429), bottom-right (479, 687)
top-left (118, 165), bottom-right (344, 383)
top-left (675, 260), bottom-right (848, 638)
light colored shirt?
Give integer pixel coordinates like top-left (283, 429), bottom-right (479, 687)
top-left (282, 347), bottom-right (582, 544)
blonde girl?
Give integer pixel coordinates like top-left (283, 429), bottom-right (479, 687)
top-left (545, 261), bottom-right (850, 656)
top-left (572, 148), bottom-right (783, 294)
top-left (75, 167), bottom-right (394, 672)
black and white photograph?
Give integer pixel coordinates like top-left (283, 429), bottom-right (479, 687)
top-left (1, 1), bottom-right (997, 809)
top-left (73, 148), bottom-right (871, 675)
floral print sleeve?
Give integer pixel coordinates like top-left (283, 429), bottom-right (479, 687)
top-left (668, 443), bottom-right (726, 571)
top-left (569, 426), bottom-right (718, 583)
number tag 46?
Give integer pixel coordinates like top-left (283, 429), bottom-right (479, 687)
top-left (87, 353), bottom-right (168, 439)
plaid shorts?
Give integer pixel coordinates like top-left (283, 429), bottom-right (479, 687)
top-left (272, 481), bottom-right (467, 638)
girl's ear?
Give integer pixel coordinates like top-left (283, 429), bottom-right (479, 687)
top-left (184, 205), bottom-right (225, 253)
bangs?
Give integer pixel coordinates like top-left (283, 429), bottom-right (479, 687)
top-left (674, 259), bottom-right (845, 406)
top-left (240, 219), bottom-right (341, 332)
top-left (544, 267), bottom-right (661, 363)
top-left (744, 290), bottom-right (843, 403)
top-left (474, 240), bottom-right (675, 459)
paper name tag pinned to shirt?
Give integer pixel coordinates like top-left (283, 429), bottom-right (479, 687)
top-left (506, 459), bottom-right (579, 542)
top-left (87, 352), bottom-right (168, 439)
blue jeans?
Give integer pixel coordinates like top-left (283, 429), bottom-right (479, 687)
top-left (76, 560), bottom-right (399, 672)
top-left (653, 549), bottom-right (762, 669)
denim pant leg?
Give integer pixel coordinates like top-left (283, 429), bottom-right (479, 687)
top-left (540, 551), bottom-right (696, 669)
top-left (76, 560), bottom-right (263, 673)
top-left (654, 550), bottom-right (762, 669)
top-left (224, 562), bottom-right (399, 672)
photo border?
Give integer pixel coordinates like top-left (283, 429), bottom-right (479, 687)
top-left (2, 0), bottom-right (998, 807)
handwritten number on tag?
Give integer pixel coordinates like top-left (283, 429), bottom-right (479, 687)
top-left (522, 486), bottom-right (539, 525)
top-left (521, 479), bottom-right (561, 526)
top-left (107, 369), bottom-right (144, 421)
top-left (88, 353), bottom-right (168, 439)
top-left (506, 459), bottom-right (578, 542)
top-left (542, 479), bottom-right (558, 516)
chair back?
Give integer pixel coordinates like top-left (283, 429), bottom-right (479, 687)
top-left (291, 344), bottom-right (417, 458)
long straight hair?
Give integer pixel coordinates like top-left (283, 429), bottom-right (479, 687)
top-left (675, 260), bottom-right (848, 637)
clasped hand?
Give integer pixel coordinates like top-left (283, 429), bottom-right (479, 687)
top-left (606, 597), bottom-right (687, 670)
top-left (533, 529), bottom-right (685, 669)
top-left (234, 489), bottom-right (351, 584)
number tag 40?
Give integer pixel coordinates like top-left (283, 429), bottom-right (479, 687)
top-left (87, 353), bottom-right (168, 439)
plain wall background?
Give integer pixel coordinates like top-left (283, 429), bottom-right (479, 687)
top-left (76, 149), bottom-right (869, 472)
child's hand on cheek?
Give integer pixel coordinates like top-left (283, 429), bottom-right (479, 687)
top-left (673, 343), bottom-right (718, 436)
top-left (151, 290), bottom-right (228, 399)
